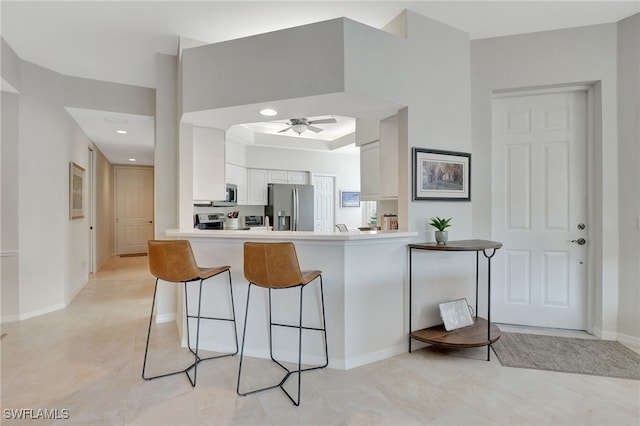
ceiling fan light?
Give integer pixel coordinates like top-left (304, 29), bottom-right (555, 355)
top-left (291, 123), bottom-right (307, 134)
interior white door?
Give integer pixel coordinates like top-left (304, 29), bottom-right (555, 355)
top-left (313, 175), bottom-right (335, 232)
top-left (492, 90), bottom-right (588, 329)
top-left (116, 167), bottom-right (154, 255)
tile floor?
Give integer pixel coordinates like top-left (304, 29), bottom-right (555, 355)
top-left (1, 255), bottom-right (639, 425)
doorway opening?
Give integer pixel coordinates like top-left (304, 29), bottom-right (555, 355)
top-left (114, 166), bottom-right (154, 255)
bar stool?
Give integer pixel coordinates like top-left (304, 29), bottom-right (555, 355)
top-left (143, 240), bottom-right (238, 387)
top-left (237, 242), bottom-right (328, 406)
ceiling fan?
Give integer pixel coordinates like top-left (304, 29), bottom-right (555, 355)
top-left (278, 117), bottom-right (337, 135)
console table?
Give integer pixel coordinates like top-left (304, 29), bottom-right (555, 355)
top-left (408, 239), bottom-right (502, 361)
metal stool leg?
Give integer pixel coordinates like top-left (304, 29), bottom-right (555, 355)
top-left (141, 279), bottom-right (159, 380)
top-left (184, 279), bottom-right (204, 387)
top-left (236, 276), bottom-right (328, 405)
top-left (142, 279), bottom-right (198, 383)
top-left (144, 272), bottom-right (238, 387)
top-left (236, 283), bottom-right (254, 396)
top-left (187, 270), bottom-right (239, 362)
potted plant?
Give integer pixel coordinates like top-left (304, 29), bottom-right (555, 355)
top-left (429, 217), bottom-right (452, 244)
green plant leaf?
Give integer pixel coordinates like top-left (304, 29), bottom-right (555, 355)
top-left (428, 216), bottom-right (452, 231)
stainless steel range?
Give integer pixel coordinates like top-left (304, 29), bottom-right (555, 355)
top-left (195, 213), bottom-right (224, 230)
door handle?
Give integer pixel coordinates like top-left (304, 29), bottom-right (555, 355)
top-left (571, 238), bottom-right (586, 245)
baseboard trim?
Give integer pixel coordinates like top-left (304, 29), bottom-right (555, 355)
top-left (192, 340), bottom-right (407, 371)
top-left (592, 327), bottom-right (618, 341)
top-left (19, 303), bottom-right (66, 321)
top-left (343, 344), bottom-right (407, 370)
top-left (616, 332), bottom-right (640, 348)
top-left (156, 313), bottom-right (176, 324)
top-left (0, 313), bottom-right (21, 323)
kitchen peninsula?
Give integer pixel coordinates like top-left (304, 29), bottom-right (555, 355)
top-left (164, 228), bottom-right (418, 370)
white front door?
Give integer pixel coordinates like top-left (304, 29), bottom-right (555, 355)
top-left (492, 90), bottom-right (588, 329)
top-left (115, 167), bottom-right (154, 255)
top-left (313, 175), bottom-right (335, 232)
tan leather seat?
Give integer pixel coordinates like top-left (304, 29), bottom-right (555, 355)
top-left (143, 240), bottom-right (238, 387)
top-left (243, 241), bottom-right (322, 288)
top-left (237, 242), bottom-right (328, 406)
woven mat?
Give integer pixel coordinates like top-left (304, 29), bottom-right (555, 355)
top-left (492, 332), bottom-right (640, 380)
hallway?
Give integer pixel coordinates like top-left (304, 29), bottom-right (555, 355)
top-left (1, 255), bottom-right (638, 425)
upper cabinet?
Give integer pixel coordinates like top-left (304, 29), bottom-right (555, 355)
top-left (360, 141), bottom-right (381, 199)
top-left (226, 163), bottom-right (248, 205)
top-left (247, 169), bottom-right (310, 205)
top-left (379, 115), bottom-right (398, 198)
top-left (193, 126), bottom-right (225, 201)
top-left (267, 170), bottom-right (309, 185)
top-left (360, 115), bottom-right (398, 201)
top-left (247, 168), bottom-right (268, 205)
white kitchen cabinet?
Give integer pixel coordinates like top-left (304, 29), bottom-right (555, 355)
top-left (287, 170), bottom-right (309, 184)
top-left (193, 126), bottom-right (225, 201)
top-left (247, 168), bottom-right (268, 205)
top-left (359, 115), bottom-right (398, 201)
top-left (266, 169), bottom-right (288, 183)
top-left (266, 169), bottom-right (309, 184)
top-left (226, 163), bottom-right (248, 205)
top-left (360, 141), bottom-right (381, 200)
top-left (379, 115), bottom-right (398, 198)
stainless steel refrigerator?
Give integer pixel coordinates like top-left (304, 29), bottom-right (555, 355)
top-left (265, 183), bottom-right (314, 231)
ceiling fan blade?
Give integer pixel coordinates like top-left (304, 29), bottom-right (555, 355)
top-left (278, 126), bottom-right (292, 133)
top-left (307, 125), bottom-right (323, 133)
top-left (307, 118), bottom-right (337, 125)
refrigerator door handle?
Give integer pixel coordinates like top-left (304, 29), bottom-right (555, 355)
top-left (293, 187), bottom-right (299, 231)
top-left (291, 188), bottom-right (295, 231)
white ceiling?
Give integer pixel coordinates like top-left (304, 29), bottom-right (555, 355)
top-left (3, 1), bottom-right (638, 165)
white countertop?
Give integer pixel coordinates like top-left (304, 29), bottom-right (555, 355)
top-left (166, 228), bottom-right (418, 241)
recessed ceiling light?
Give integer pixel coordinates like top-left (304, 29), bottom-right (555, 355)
top-left (259, 108), bottom-right (278, 117)
top-left (116, 130), bottom-right (127, 134)
top-left (128, 158), bottom-right (137, 162)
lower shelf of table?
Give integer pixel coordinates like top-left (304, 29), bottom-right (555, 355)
top-left (410, 317), bottom-right (501, 348)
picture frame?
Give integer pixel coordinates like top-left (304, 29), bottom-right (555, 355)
top-left (69, 162), bottom-right (85, 219)
top-left (340, 191), bottom-right (361, 208)
top-left (412, 148), bottom-right (471, 201)
top-left (439, 298), bottom-right (474, 331)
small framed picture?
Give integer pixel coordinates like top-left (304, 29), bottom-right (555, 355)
top-left (413, 148), bottom-right (471, 201)
top-left (340, 191), bottom-right (360, 208)
top-left (69, 161), bottom-right (85, 219)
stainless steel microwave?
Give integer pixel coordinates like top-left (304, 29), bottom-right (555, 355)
top-left (213, 183), bottom-right (237, 206)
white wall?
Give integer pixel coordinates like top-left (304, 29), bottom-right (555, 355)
top-left (15, 60), bottom-right (89, 317)
top-left (1, 90), bottom-right (20, 321)
top-left (470, 23), bottom-right (628, 339)
top-left (181, 18), bottom-right (346, 114)
top-left (616, 14), bottom-right (640, 342)
top-left (1, 38), bottom-right (155, 321)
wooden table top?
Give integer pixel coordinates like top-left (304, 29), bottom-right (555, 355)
top-left (408, 239), bottom-right (502, 251)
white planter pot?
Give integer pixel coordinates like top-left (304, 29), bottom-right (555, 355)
top-left (435, 230), bottom-right (448, 245)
